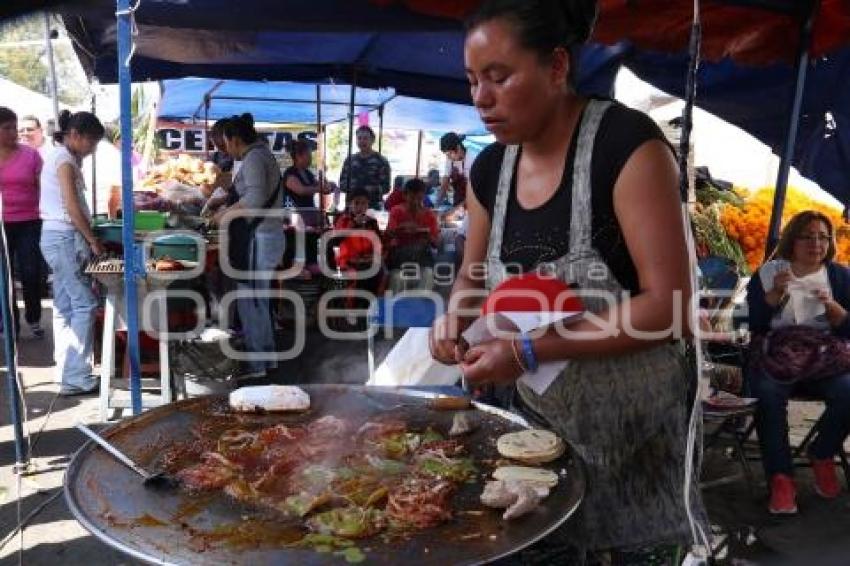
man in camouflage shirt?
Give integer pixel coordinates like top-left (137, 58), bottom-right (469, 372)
top-left (339, 125), bottom-right (391, 209)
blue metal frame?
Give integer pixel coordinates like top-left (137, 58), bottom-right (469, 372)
top-left (0, 233), bottom-right (27, 470)
top-left (117, 0), bottom-right (143, 414)
top-left (765, 0), bottom-right (819, 256)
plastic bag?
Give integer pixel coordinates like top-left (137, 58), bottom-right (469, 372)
top-left (368, 328), bottom-right (461, 387)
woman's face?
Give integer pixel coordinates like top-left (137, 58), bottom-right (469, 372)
top-left (444, 147), bottom-right (464, 162)
top-left (295, 149), bottom-right (312, 168)
top-left (67, 131), bottom-right (100, 158)
top-left (18, 119), bottom-right (44, 147)
top-left (211, 132), bottom-right (227, 154)
top-left (0, 119), bottom-right (18, 149)
top-left (350, 196), bottom-right (369, 218)
top-left (792, 219), bottom-right (831, 265)
top-left (224, 135), bottom-right (241, 158)
top-left (356, 131), bottom-right (374, 152)
top-left (465, 19), bottom-right (569, 144)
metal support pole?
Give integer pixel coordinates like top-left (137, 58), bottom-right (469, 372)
top-left (1, 230), bottom-right (28, 471)
top-left (91, 90), bottom-right (98, 215)
top-left (316, 84), bottom-right (326, 225)
top-left (415, 130), bottom-right (423, 178)
top-left (678, 12), bottom-right (700, 203)
top-left (345, 76), bottom-right (357, 196)
top-left (43, 11), bottom-right (59, 125)
top-left (378, 104), bottom-right (384, 154)
top-left (117, 0), bottom-right (143, 414)
top-left (203, 95), bottom-right (210, 160)
top-left (765, 0), bottom-right (818, 257)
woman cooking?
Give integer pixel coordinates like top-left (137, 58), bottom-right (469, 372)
top-left (213, 113), bottom-right (284, 380)
top-left (282, 139), bottom-right (333, 227)
top-left (429, 0), bottom-right (701, 563)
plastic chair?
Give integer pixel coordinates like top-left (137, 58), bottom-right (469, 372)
top-left (367, 295), bottom-right (442, 382)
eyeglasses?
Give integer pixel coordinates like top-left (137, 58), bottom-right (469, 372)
top-left (796, 234), bottom-right (831, 243)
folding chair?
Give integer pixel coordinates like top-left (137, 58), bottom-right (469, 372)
top-left (367, 295), bottom-right (442, 382)
top-left (698, 256), bottom-right (758, 490)
top-left (790, 398), bottom-right (850, 488)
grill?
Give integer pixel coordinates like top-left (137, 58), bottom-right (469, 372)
top-left (85, 256), bottom-right (157, 276)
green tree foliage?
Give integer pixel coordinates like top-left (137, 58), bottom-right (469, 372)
top-left (0, 15), bottom-right (48, 94)
top-left (0, 13), bottom-right (89, 106)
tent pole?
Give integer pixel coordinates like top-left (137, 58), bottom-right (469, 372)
top-left (1, 229), bottom-right (28, 472)
top-left (91, 89), bottom-right (97, 215)
top-left (765, 0), bottom-right (818, 257)
top-left (378, 104), bottom-right (384, 154)
top-left (678, 3), bottom-right (701, 204)
top-left (345, 74), bottom-right (357, 199)
top-left (117, 0), bottom-right (143, 414)
top-left (204, 94), bottom-right (210, 160)
top-left (415, 130), bottom-right (423, 178)
top-left (316, 84), bottom-right (326, 226)
top-left (43, 11), bottom-right (60, 125)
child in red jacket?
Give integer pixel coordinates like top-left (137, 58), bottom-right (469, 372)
top-left (333, 189), bottom-right (385, 296)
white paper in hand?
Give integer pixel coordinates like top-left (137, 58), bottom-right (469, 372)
top-left (462, 311), bottom-right (581, 395)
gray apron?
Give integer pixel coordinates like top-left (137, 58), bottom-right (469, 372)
top-left (486, 100), bottom-right (701, 550)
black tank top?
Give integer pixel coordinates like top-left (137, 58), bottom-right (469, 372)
top-left (470, 100), bottom-right (672, 295)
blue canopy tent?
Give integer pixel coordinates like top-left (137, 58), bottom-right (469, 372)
top-left (157, 78), bottom-right (491, 135)
top-left (61, 1), bottom-right (850, 207)
top-left (158, 77), bottom-right (493, 183)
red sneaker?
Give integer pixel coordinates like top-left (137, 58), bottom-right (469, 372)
top-left (812, 458), bottom-right (841, 499)
top-left (768, 474), bottom-right (798, 514)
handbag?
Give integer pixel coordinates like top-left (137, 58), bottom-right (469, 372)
top-left (751, 325), bottom-right (850, 383)
top-left (226, 182), bottom-right (281, 272)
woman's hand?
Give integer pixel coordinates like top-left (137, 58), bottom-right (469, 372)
top-left (212, 206), bottom-right (229, 227)
top-left (459, 338), bottom-right (524, 385)
top-left (206, 195), bottom-right (227, 210)
top-left (89, 237), bottom-right (105, 257)
top-left (429, 311), bottom-right (473, 365)
top-left (766, 269), bottom-right (793, 307)
top-left (814, 289), bottom-right (848, 327)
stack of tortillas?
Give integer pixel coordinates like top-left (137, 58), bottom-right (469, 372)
top-left (493, 466), bottom-right (559, 488)
top-left (229, 385), bottom-right (310, 412)
top-left (496, 429), bottom-right (565, 464)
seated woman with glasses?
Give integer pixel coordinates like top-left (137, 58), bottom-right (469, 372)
top-left (746, 210), bottom-right (850, 514)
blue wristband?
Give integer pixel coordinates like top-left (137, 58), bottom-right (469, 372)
top-left (520, 333), bottom-right (538, 373)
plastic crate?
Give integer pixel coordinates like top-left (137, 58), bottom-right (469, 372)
top-left (134, 211), bottom-right (167, 231)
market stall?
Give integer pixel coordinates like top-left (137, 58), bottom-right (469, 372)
top-left (3, 2), bottom-right (838, 563)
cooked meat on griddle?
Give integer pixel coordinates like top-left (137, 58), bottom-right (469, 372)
top-left (166, 410), bottom-right (546, 544)
top-left (480, 479), bottom-right (549, 520)
top-left (417, 438), bottom-right (466, 458)
top-left (307, 415), bottom-right (350, 438)
top-left (356, 419), bottom-right (407, 442)
top-left (386, 477), bottom-right (455, 528)
top-left (449, 412), bottom-right (475, 437)
top-left (257, 424), bottom-right (307, 445)
top-left (177, 453), bottom-right (236, 492)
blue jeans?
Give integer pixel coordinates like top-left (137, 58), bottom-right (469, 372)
top-left (751, 368), bottom-right (850, 477)
top-left (40, 230), bottom-right (97, 389)
top-left (236, 232), bottom-right (284, 373)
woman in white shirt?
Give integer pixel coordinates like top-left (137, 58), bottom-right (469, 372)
top-left (39, 110), bottom-right (105, 396)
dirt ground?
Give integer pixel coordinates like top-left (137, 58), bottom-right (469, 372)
top-left (1, 299), bottom-right (849, 565)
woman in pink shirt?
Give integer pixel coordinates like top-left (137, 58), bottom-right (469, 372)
top-left (0, 107), bottom-right (45, 337)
